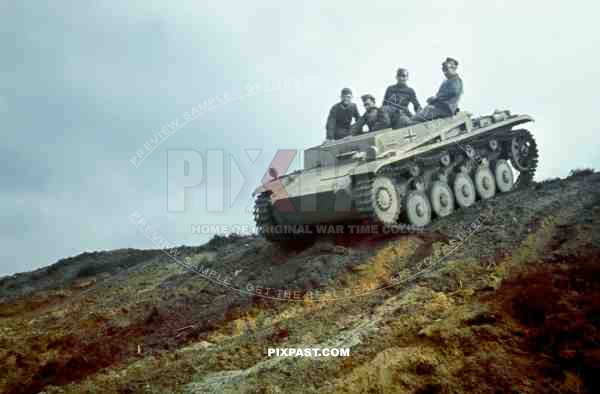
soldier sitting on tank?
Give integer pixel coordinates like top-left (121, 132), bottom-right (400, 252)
top-left (352, 94), bottom-right (391, 135)
top-left (325, 88), bottom-right (361, 140)
top-left (410, 57), bottom-right (463, 124)
top-left (382, 68), bottom-right (422, 129)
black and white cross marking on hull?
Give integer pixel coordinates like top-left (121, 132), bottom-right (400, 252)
top-left (404, 128), bottom-right (417, 142)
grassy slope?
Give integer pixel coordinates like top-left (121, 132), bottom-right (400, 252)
top-left (1, 171), bottom-right (599, 394)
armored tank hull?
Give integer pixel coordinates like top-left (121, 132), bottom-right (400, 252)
top-left (253, 110), bottom-right (538, 241)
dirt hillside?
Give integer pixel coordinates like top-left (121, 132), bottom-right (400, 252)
top-left (1, 169), bottom-right (599, 393)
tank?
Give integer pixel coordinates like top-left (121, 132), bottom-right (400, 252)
top-left (253, 110), bottom-right (538, 241)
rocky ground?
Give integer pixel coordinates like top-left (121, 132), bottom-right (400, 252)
top-left (1, 169), bottom-right (599, 393)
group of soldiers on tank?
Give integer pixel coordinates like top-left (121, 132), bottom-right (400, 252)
top-left (325, 57), bottom-right (463, 141)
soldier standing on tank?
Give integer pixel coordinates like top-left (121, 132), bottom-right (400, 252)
top-left (325, 88), bottom-right (361, 140)
top-left (352, 94), bottom-right (391, 134)
top-left (382, 68), bottom-right (422, 129)
top-left (411, 57), bottom-right (463, 123)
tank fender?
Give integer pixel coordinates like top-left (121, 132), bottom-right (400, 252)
top-left (506, 114), bottom-right (534, 128)
top-left (351, 114), bottom-right (534, 178)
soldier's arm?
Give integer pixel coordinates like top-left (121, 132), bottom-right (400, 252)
top-left (382, 87), bottom-right (390, 106)
top-left (352, 104), bottom-right (360, 122)
top-left (434, 79), bottom-right (461, 102)
top-left (381, 109), bottom-right (391, 128)
top-left (326, 106), bottom-right (337, 138)
top-left (326, 128), bottom-right (335, 140)
top-left (352, 115), bottom-right (366, 135)
top-left (411, 89), bottom-right (422, 112)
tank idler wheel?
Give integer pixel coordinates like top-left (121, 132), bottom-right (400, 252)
top-left (254, 192), bottom-right (278, 241)
top-left (254, 192), bottom-right (311, 242)
top-left (494, 159), bottom-right (514, 193)
top-left (404, 190), bottom-right (432, 227)
top-left (453, 172), bottom-right (476, 208)
top-left (474, 166), bottom-right (496, 200)
top-left (430, 181), bottom-right (455, 218)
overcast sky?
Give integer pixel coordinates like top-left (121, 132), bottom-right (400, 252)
top-left (1, 0), bottom-right (599, 276)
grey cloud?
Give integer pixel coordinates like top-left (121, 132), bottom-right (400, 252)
top-left (1, 0), bottom-right (599, 276)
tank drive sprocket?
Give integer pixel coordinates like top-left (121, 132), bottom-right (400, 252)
top-left (509, 129), bottom-right (539, 188)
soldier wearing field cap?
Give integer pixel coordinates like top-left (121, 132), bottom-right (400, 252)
top-left (352, 94), bottom-right (391, 134)
top-left (326, 88), bottom-right (361, 140)
top-left (411, 57), bottom-right (463, 123)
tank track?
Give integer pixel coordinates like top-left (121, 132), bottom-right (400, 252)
top-left (450, 127), bottom-right (538, 189)
top-left (253, 192), bottom-right (310, 242)
top-left (350, 128), bottom-right (538, 223)
top-left (253, 192), bottom-right (278, 241)
top-left (254, 127), bottom-right (539, 236)
top-left (353, 176), bottom-right (377, 219)
top-left (372, 127), bottom-right (538, 188)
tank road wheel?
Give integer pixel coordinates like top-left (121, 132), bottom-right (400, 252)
top-left (371, 176), bottom-right (402, 224)
top-left (509, 129), bottom-right (539, 188)
top-left (430, 181), bottom-right (455, 218)
top-left (404, 190), bottom-right (432, 227)
top-left (474, 166), bottom-right (496, 200)
top-left (494, 159), bottom-right (514, 193)
top-left (453, 173), bottom-right (476, 208)
top-left (354, 175), bottom-right (401, 225)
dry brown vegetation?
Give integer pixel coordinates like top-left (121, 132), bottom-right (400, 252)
top-left (1, 171), bottom-right (599, 393)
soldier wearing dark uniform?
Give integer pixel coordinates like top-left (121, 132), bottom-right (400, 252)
top-left (326, 88), bottom-right (361, 140)
top-left (352, 94), bottom-right (391, 134)
top-left (382, 68), bottom-right (422, 129)
top-left (411, 57), bottom-right (463, 123)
